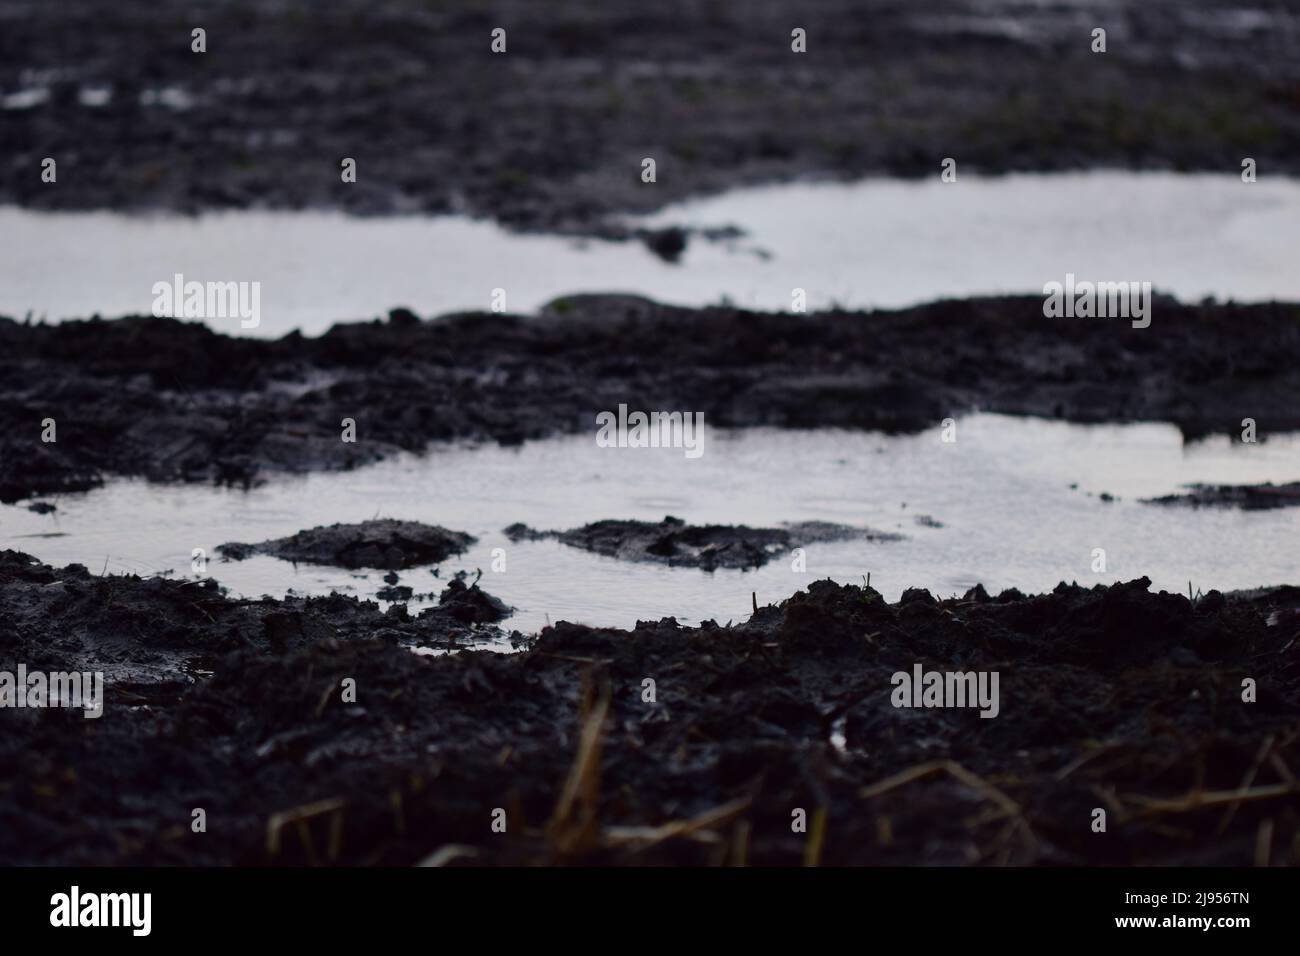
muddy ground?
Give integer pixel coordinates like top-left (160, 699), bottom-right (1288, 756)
top-left (3, 293), bottom-right (1299, 503)
top-left (1, 549), bottom-right (1297, 866)
top-left (4, 0), bottom-right (1300, 871)
top-left (3, 0), bottom-right (1299, 236)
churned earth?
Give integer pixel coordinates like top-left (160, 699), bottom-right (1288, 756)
top-left (1, 549), bottom-right (1298, 866)
top-left (3, 293), bottom-right (1299, 503)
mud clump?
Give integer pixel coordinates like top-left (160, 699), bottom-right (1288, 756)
top-left (435, 576), bottom-right (512, 624)
top-left (505, 516), bottom-right (897, 571)
top-left (2, 553), bottom-right (1297, 867)
top-left (1145, 481), bottom-right (1300, 510)
top-left (219, 520), bottom-right (474, 569)
top-left (3, 297), bottom-right (1300, 502)
top-left (638, 227), bottom-right (689, 263)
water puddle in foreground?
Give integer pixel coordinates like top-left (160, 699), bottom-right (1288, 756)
top-left (3, 172), bottom-right (1299, 337)
top-left (3, 415), bottom-right (1298, 643)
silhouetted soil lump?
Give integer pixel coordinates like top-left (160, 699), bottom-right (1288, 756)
top-left (219, 520), bottom-right (474, 569)
top-left (505, 516), bottom-right (899, 570)
top-left (6, 0), bottom-right (1300, 224)
top-left (436, 577), bottom-right (512, 624)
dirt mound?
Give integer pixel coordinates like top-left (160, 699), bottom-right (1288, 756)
top-left (435, 576), bottom-right (513, 624)
top-left (505, 516), bottom-right (898, 570)
top-left (219, 520), bottom-right (475, 569)
top-left (2, 552), bottom-right (1296, 866)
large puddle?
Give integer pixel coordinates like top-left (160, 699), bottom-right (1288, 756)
top-left (4, 174), bottom-right (1298, 645)
top-left (3, 172), bottom-right (1299, 336)
top-left (4, 415), bottom-right (1298, 641)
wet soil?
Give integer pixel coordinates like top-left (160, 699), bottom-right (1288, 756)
top-left (218, 520), bottom-right (475, 569)
top-left (6, 0), bottom-right (1299, 872)
top-left (505, 516), bottom-right (898, 571)
top-left (433, 576), bottom-right (513, 625)
top-left (1145, 481), bottom-right (1300, 510)
top-left (3, 1), bottom-right (1299, 235)
top-left (3, 293), bottom-right (1299, 503)
top-left (2, 550), bottom-right (1297, 866)
top-left (0, 551), bottom-right (514, 688)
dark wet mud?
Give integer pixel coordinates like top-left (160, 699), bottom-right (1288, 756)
top-left (4, 1), bottom-right (1299, 235)
top-left (1145, 481), bottom-right (1300, 510)
top-left (2, 550), bottom-right (1297, 866)
top-left (218, 520), bottom-right (475, 569)
top-left (505, 516), bottom-right (898, 571)
top-left (431, 576), bottom-right (513, 625)
top-left (4, 294), bottom-right (1299, 503)
top-left (6, 0), bottom-right (1300, 876)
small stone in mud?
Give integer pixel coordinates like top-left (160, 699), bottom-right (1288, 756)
top-left (504, 515), bottom-right (898, 571)
top-left (639, 226), bottom-right (688, 263)
top-left (376, 584), bottom-right (414, 602)
top-left (218, 519), bottom-right (475, 569)
top-left (1144, 481), bottom-right (1300, 510)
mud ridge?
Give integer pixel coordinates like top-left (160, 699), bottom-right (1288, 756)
top-left (505, 516), bottom-right (899, 571)
top-left (1145, 481), bottom-right (1300, 510)
top-left (218, 519), bottom-right (475, 569)
top-left (3, 294), bottom-right (1299, 502)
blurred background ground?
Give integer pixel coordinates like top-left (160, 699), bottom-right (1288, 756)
top-left (2, 0), bottom-right (1298, 232)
